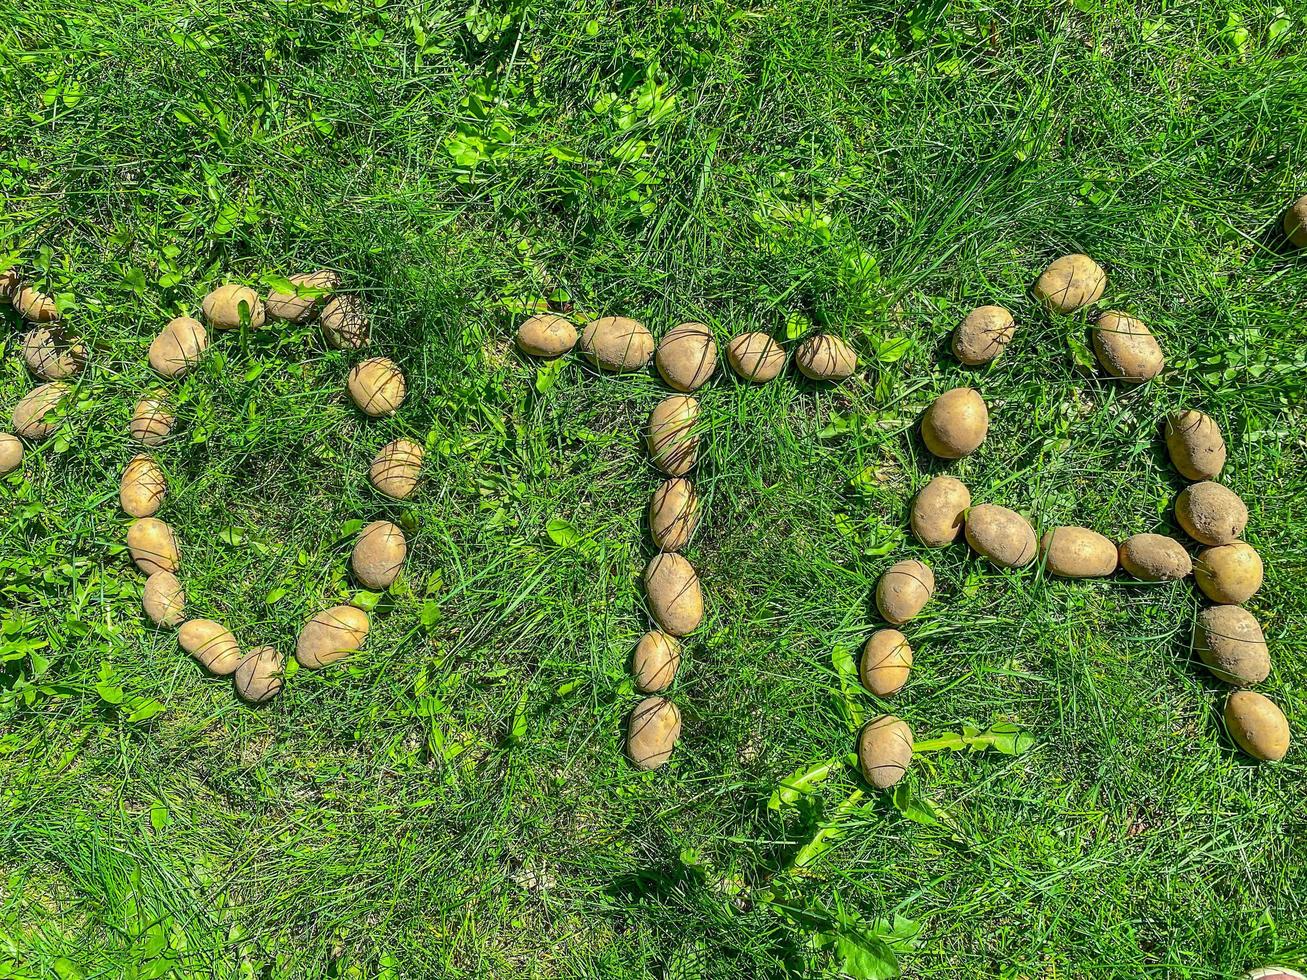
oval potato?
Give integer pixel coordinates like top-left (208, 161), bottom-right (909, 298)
top-left (1285, 193), bottom-right (1307, 248)
top-left (875, 559), bottom-right (934, 625)
top-left (148, 316), bottom-right (209, 379)
top-left (858, 714), bottom-right (913, 789)
top-left (1117, 533), bottom-right (1192, 581)
top-left (130, 396), bottom-right (175, 446)
top-left (627, 695), bottom-right (681, 770)
top-left (1039, 526), bottom-right (1118, 578)
top-left (1164, 410), bottom-right (1225, 482)
top-left (921, 387), bottom-right (988, 459)
top-left (0, 268), bottom-right (16, 301)
top-left (725, 332), bottom-right (786, 382)
top-left (647, 395), bottom-right (700, 476)
top-left (965, 504), bottom-right (1037, 569)
top-left (649, 478), bottom-right (699, 552)
top-left (910, 476), bottom-right (971, 548)
top-left (319, 293), bottom-right (370, 349)
top-left (515, 313), bottom-right (576, 358)
top-left (202, 284), bottom-right (265, 330)
top-left (352, 520), bottom-right (406, 589)
top-left (860, 630), bottom-right (912, 697)
top-left (644, 552), bottom-right (703, 636)
top-left (369, 438), bottom-right (423, 500)
top-left (348, 357), bottom-right (407, 417)
top-left (1093, 312), bottom-right (1164, 382)
top-left (1175, 481), bottom-right (1248, 546)
top-left (1224, 690), bottom-right (1290, 762)
top-left (179, 619), bottom-right (242, 675)
top-left (22, 326), bottom-right (86, 380)
top-left (295, 605), bottom-right (370, 669)
top-left (795, 334), bottom-right (856, 381)
top-left (12, 382), bottom-right (69, 440)
top-left (120, 454), bottom-right (167, 517)
top-left (142, 571), bottom-right (186, 627)
top-left (632, 631), bottom-right (681, 693)
top-left (234, 645), bottom-right (284, 703)
top-left (13, 286), bottom-right (59, 323)
top-left (1033, 253), bottom-right (1106, 313)
top-left (1194, 605), bottom-right (1269, 687)
top-left (952, 305), bottom-right (1015, 365)
top-left (0, 432), bottom-right (21, 475)
top-left (1195, 541), bottom-right (1263, 605)
top-left (267, 270), bottom-right (340, 325)
top-left (656, 322), bottom-right (717, 392)
top-left (128, 517), bottom-right (181, 575)
top-left (579, 316), bottom-right (654, 372)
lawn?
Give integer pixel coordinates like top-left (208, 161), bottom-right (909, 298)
top-left (1, 1), bottom-right (1305, 977)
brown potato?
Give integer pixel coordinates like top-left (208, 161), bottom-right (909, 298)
top-left (725, 332), bottom-right (786, 382)
top-left (348, 357), bottom-right (407, 417)
top-left (142, 571), bottom-right (185, 627)
top-left (1224, 691), bottom-right (1290, 762)
top-left (1285, 194), bottom-right (1307, 248)
top-left (1039, 527), bottom-right (1118, 578)
top-left (910, 476), bottom-right (971, 548)
top-left (148, 316), bottom-right (209, 379)
top-left (1195, 542), bottom-right (1263, 605)
top-left (656, 322), bottom-right (717, 392)
top-left (632, 630), bottom-right (681, 693)
top-left (515, 313), bottom-right (577, 358)
top-left (1092, 312), bottom-right (1164, 382)
top-left (965, 504), bottom-right (1037, 569)
top-left (129, 395), bottom-right (175, 446)
top-left (952, 305), bottom-right (1015, 365)
top-left (860, 629), bottom-right (912, 696)
top-left (649, 478), bottom-right (699, 552)
top-left (1033, 253), bottom-right (1106, 313)
top-left (647, 395), bottom-right (700, 476)
top-left (351, 520), bottom-right (406, 589)
top-left (295, 605), bottom-right (370, 669)
top-left (319, 294), bottom-right (370, 349)
top-left (267, 270), bottom-right (340, 324)
top-left (179, 619), bottom-right (243, 675)
top-left (921, 387), bottom-right (988, 459)
top-left (578, 316), bottom-right (654, 372)
top-left (858, 714), bottom-right (913, 789)
top-left (369, 438), bottom-right (423, 500)
top-left (0, 268), bottom-right (18, 302)
top-left (0, 433), bottom-right (21, 475)
top-left (12, 382), bottom-right (69, 440)
top-left (795, 334), bottom-right (856, 381)
top-left (13, 285), bottom-right (59, 323)
top-left (202, 284), bottom-right (265, 330)
top-left (1164, 410), bottom-right (1225, 482)
top-left (627, 695), bottom-right (681, 769)
top-left (1117, 533), bottom-right (1192, 581)
top-left (120, 454), bottom-right (167, 518)
top-left (22, 326), bottom-right (86, 380)
top-left (644, 552), bottom-right (703, 636)
top-left (875, 559), bottom-right (934, 625)
top-left (1194, 605), bottom-right (1269, 686)
top-left (1175, 481), bottom-right (1248, 546)
top-left (234, 646), bottom-right (284, 703)
top-left (127, 517), bottom-right (180, 575)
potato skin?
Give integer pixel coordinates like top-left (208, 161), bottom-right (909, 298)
top-left (179, 619), bottom-right (243, 675)
top-left (148, 316), bottom-right (208, 379)
top-left (515, 313), bottom-right (577, 358)
top-left (120, 455), bottom-right (167, 518)
top-left (1175, 482), bottom-right (1248, 546)
top-left (644, 552), bottom-right (704, 636)
top-left (1164, 410), bottom-right (1225, 482)
top-left (965, 504), bottom-right (1037, 568)
top-left (267, 270), bottom-right (340, 325)
top-left (12, 382), bottom-right (69, 440)
top-left (1224, 691), bottom-right (1290, 762)
top-left (13, 286), bottom-right (59, 323)
top-left (921, 387), bottom-right (988, 459)
top-left (142, 571), bottom-right (186, 627)
top-left (1039, 527), bottom-right (1117, 578)
top-left (632, 631), bottom-right (681, 693)
top-left (627, 695), bottom-right (681, 769)
top-left (952, 305), bottom-right (1015, 365)
top-left (1285, 193), bottom-right (1307, 248)
top-left (647, 395), bottom-right (700, 476)
top-left (579, 316), bottom-right (654, 372)
top-left (656, 322), bottom-right (717, 392)
top-left (369, 438), bottom-right (423, 500)
top-left (348, 357), bottom-right (407, 417)
top-left (351, 520), bottom-right (407, 589)
top-left (725, 332), bottom-right (786, 382)
top-left (910, 476), bottom-right (971, 548)
top-left (1092, 312), bottom-right (1164, 382)
top-left (202, 284), bottom-right (265, 330)
top-left (1195, 542), bottom-right (1263, 605)
top-left (858, 714), bottom-right (913, 789)
top-left (875, 559), bottom-right (934, 625)
top-left (860, 629), bottom-right (912, 696)
top-left (23, 326), bottom-right (86, 380)
top-left (795, 334), bottom-right (856, 381)
top-left (1194, 605), bottom-right (1269, 686)
top-left (1033, 253), bottom-right (1106, 313)
top-left (234, 646), bottom-right (284, 704)
top-left (129, 396), bottom-right (175, 446)
top-left (649, 478), bottom-right (699, 552)
top-left (295, 605), bottom-right (370, 669)
top-left (127, 518), bottom-right (180, 576)
top-left (0, 433), bottom-right (22, 475)
top-left (1117, 533), bottom-right (1192, 581)
top-left (319, 294), bottom-right (370, 349)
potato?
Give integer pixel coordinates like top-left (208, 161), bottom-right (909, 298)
top-left (234, 645), bottom-right (284, 704)
top-left (952, 305), bottom-right (1015, 365)
top-left (1117, 533), bottom-right (1192, 581)
top-left (1244, 970), bottom-right (1307, 980)
top-left (1224, 690), bottom-right (1290, 762)
top-left (656, 322), bottom-right (717, 392)
top-left (369, 438), bottom-right (423, 500)
top-left (875, 559), bottom-right (934, 625)
top-left (965, 504), bottom-right (1037, 569)
top-left (178, 619), bottom-right (242, 675)
top-left (1092, 312), bottom-right (1164, 382)
top-left (127, 517), bottom-right (180, 575)
top-left (644, 552), bottom-right (703, 636)
top-left (1039, 526), bottom-right (1118, 578)
top-left (632, 630), bottom-right (681, 693)
top-left (319, 294), bottom-right (371, 349)
top-left (858, 714), bottom-right (913, 789)
top-left (515, 313), bottom-right (576, 358)
top-left (725, 332), bottom-right (786, 382)
top-left (22, 326), bottom-right (86, 380)
top-left (0, 433), bottom-right (23, 475)
top-left (201, 284), bottom-right (265, 330)
top-left (1194, 605), bottom-right (1269, 686)
top-left (1033, 253), bottom-right (1106, 313)
top-left (0, 268), bottom-right (17, 301)
top-left (921, 387), bottom-right (988, 459)
top-left (295, 605), bottom-right (370, 669)
top-left (142, 571), bottom-right (185, 627)
top-left (1284, 193), bottom-right (1307, 248)
top-left (352, 520), bottom-right (406, 589)
top-left (1164, 410), bottom-right (1225, 482)
top-left (120, 454), bottom-right (167, 517)
top-left (129, 395), bottom-right (174, 446)
top-left (795, 333), bottom-right (856, 381)
top-left (267, 270), bottom-right (340, 324)
top-left (649, 477), bottom-right (699, 552)
top-left (148, 316), bottom-right (209, 379)
top-left (860, 629), bottom-right (912, 696)
top-left (348, 357), bottom-right (407, 417)
top-left (627, 695), bottom-right (681, 770)
top-left (579, 316), bottom-right (654, 372)
top-left (647, 395), bottom-right (700, 476)
top-left (12, 382), bottom-right (69, 440)
top-left (1175, 481), bottom-right (1247, 546)
top-left (13, 286), bottom-right (59, 323)
top-left (1195, 542), bottom-right (1263, 605)
top-left (910, 476), bottom-right (971, 548)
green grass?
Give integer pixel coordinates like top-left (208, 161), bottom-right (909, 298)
top-left (1, 1), bottom-right (1306, 977)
